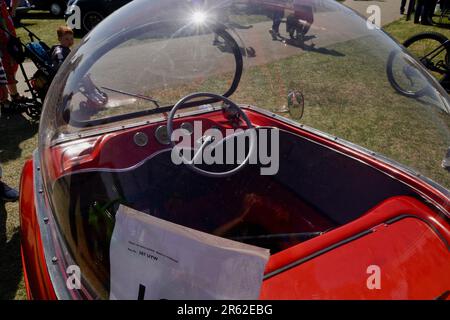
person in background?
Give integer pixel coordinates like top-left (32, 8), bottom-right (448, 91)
top-left (51, 26), bottom-right (74, 69)
top-left (414, 0), bottom-right (425, 23)
top-left (268, 1), bottom-right (286, 40)
top-left (0, 56), bottom-right (8, 109)
top-left (0, 0), bottom-right (26, 104)
top-left (425, 0), bottom-right (438, 22)
top-left (400, 0), bottom-right (408, 14)
top-left (406, 0), bottom-right (416, 21)
top-left (0, 165), bottom-right (19, 202)
top-left (415, 0), bottom-right (437, 24)
top-left (299, 0), bottom-right (315, 36)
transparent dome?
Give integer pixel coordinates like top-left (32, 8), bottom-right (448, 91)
top-left (40, 0), bottom-right (450, 188)
top-left (37, 0), bottom-right (450, 299)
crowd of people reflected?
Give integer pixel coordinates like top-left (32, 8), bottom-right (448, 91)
top-left (268, 0), bottom-right (314, 41)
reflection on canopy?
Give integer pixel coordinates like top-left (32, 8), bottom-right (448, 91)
top-left (41, 0), bottom-right (450, 189)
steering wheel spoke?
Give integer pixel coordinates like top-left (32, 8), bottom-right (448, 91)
top-left (189, 135), bottom-right (215, 165)
top-left (167, 93), bottom-right (256, 178)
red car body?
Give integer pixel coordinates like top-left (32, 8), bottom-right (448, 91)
top-left (20, 107), bottom-right (450, 299)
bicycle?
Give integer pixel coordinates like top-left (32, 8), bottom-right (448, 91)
top-left (387, 31), bottom-right (450, 98)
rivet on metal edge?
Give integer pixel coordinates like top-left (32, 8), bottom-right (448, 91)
top-left (52, 257), bottom-right (58, 264)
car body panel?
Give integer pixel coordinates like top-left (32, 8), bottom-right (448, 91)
top-left (19, 159), bottom-right (57, 300)
top-left (20, 106), bottom-right (450, 300)
top-left (261, 197), bottom-right (450, 299)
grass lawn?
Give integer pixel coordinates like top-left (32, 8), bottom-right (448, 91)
top-left (15, 11), bottom-right (81, 48)
top-left (1, 13), bottom-right (450, 300)
top-left (1, 12), bottom-right (72, 300)
top-left (384, 17), bottom-right (450, 43)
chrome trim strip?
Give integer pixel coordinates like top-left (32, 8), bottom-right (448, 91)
top-left (33, 150), bottom-right (88, 300)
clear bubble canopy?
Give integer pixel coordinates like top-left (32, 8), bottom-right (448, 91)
top-left (40, 0), bottom-right (450, 188)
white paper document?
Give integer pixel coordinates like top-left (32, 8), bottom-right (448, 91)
top-left (109, 205), bottom-right (270, 300)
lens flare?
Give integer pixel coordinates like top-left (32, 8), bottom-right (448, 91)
top-left (192, 11), bottom-right (207, 24)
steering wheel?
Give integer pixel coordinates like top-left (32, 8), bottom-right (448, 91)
top-left (167, 92), bottom-right (257, 178)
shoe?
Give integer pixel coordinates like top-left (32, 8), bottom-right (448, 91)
top-left (269, 29), bottom-right (278, 40)
top-left (421, 18), bottom-right (434, 25)
top-left (0, 181), bottom-right (19, 202)
top-left (212, 39), bottom-right (221, 45)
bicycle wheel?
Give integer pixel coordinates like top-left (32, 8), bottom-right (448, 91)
top-left (403, 32), bottom-right (450, 84)
top-left (387, 32), bottom-right (450, 98)
top-left (387, 49), bottom-right (430, 98)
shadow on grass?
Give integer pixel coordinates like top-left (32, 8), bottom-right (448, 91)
top-left (0, 114), bottom-right (38, 163)
top-left (431, 22), bottom-right (450, 30)
top-left (273, 34), bottom-right (345, 57)
top-left (0, 202), bottom-right (23, 300)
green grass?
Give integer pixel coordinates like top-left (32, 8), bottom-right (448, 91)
top-left (2, 14), bottom-right (450, 300)
top-left (0, 114), bottom-right (38, 300)
top-left (384, 16), bottom-right (450, 43)
top-left (0, 12), bottom-right (61, 300)
top-left (15, 11), bottom-right (81, 48)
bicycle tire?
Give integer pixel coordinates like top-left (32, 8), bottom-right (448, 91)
top-left (387, 32), bottom-right (450, 98)
top-left (405, 31), bottom-right (450, 70)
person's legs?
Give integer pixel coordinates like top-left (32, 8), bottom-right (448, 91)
top-left (420, 0), bottom-right (436, 24)
top-left (272, 10), bottom-right (283, 34)
top-left (414, 0), bottom-right (424, 23)
top-left (0, 0), bottom-right (24, 102)
top-left (426, 0), bottom-right (438, 21)
top-left (406, 0), bottom-right (416, 20)
top-left (303, 6), bottom-right (314, 36)
top-left (295, 6), bottom-right (314, 37)
top-left (1, 57), bottom-right (26, 103)
top-left (269, 9), bottom-right (284, 40)
top-left (0, 58), bottom-right (8, 106)
top-left (401, 0), bottom-right (407, 14)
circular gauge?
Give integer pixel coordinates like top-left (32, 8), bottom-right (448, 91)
top-left (155, 125), bottom-right (171, 145)
top-left (133, 132), bottom-right (149, 147)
